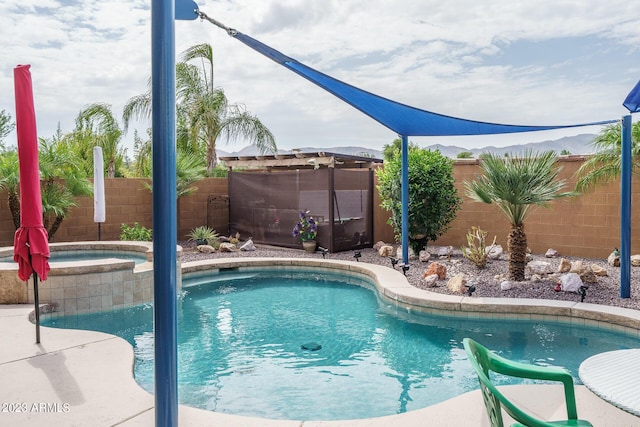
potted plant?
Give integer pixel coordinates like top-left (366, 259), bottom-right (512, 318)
top-left (187, 226), bottom-right (219, 247)
top-left (292, 210), bottom-right (317, 252)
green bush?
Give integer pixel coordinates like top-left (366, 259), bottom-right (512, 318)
top-left (120, 222), bottom-right (153, 241)
top-left (377, 139), bottom-right (462, 254)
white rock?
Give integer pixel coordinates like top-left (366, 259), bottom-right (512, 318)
top-left (527, 260), bottom-right (552, 275)
top-left (419, 250), bottom-right (431, 262)
top-left (239, 238), bottom-right (256, 251)
top-left (545, 248), bottom-right (560, 258)
top-left (487, 245), bottom-right (503, 260)
top-left (423, 274), bottom-right (439, 287)
top-left (530, 274), bottom-right (542, 282)
top-left (560, 272), bottom-right (583, 293)
top-left (500, 280), bottom-right (513, 290)
top-left (631, 255), bottom-right (640, 267)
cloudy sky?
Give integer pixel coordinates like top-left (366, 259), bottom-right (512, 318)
top-left (1, 0), bottom-right (639, 156)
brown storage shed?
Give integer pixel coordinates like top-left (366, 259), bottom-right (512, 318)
top-left (222, 152), bottom-right (382, 253)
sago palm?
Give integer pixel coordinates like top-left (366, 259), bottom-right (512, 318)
top-left (464, 150), bottom-right (571, 281)
top-left (575, 121), bottom-right (640, 192)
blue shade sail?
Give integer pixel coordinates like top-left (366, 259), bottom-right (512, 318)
top-left (623, 80), bottom-right (640, 113)
top-left (233, 32), bottom-right (616, 136)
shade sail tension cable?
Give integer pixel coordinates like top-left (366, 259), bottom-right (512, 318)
top-left (197, 10), bottom-right (237, 36)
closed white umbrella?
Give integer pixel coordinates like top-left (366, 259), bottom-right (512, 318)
top-left (93, 146), bottom-right (106, 240)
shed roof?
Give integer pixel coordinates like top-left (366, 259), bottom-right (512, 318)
top-left (220, 151), bottom-right (383, 170)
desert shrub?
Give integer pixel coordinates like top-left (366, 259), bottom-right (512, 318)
top-left (461, 226), bottom-right (496, 269)
top-left (120, 222), bottom-right (153, 241)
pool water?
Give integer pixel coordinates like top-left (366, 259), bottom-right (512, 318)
top-left (0, 250), bottom-right (147, 265)
top-left (42, 269), bottom-right (640, 421)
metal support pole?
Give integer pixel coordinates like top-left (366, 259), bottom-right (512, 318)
top-left (401, 135), bottom-right (409, 264)
top-left (152, 0), bottom-right (178, 424)
top-left (620, 114), bottom-right (632, 298)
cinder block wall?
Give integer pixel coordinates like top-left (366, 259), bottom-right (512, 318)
top-left (1, 159), bottom-right (638, 259)
top-left (431, 156), bottom-right (639, 258)
top-left (0, 177), bottom-right (228, 245)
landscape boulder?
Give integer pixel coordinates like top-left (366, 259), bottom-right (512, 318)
top-left (527, 260), bottom-right (552, 276)
top-left (240, 238), bottom-right (256, 251)
top-left (423, 262), bottom-right (447, 280)
top-left (219, 242), bottom-right (237, 252)
top-left (545, 248), bottom-right (560, 258)
top-left (608, 251), bottom-right (620, 267)
top-left (500, 280), bottom-right (513, 291)
top-left (487, 245), bottom-right (503, 260)
top-left (591, 264), bottom-right (608, 277)
top-left (197, 245), bottom-right (215, 254)
top-left (373, 241), bottom-right (387, 251)
top-left (631, 255), bottom-right (640, 267)
top-left (419, 250), bottom-right (431, 263)
top-left (378, 245), bottom-right (394, 257)
top-left (447, 273), bottom-right (467, 294)
top-left (557, 258), bottom-right (571, 273)
top-left (559, 273), bottom-right (583, 293)
top-left (423, 274), bottom-right (439, 287)
top-left (397, 246), bottom-right (417, 261)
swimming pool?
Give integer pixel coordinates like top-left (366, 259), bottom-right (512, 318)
top-left (42, 268), bottom-right (640, 421)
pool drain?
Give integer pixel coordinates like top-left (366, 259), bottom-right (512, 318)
top-left (301, 342), bottom-right (322, 351)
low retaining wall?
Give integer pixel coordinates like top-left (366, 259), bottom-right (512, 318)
top-left (0, 242), bottom-right (170, 316)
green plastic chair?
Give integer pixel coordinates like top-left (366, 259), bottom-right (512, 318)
top-left (463, 338), bottom-right (593, 427)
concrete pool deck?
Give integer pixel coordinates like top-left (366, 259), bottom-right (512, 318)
top-left (2, 257), bottom-right (640, 426)
top-left (2, 309), bottom-right (640, 427)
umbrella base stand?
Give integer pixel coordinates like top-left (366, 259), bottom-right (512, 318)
top-left (34, 273), bottom-right (40, 344)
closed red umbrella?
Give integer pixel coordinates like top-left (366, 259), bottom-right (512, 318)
top-left (13, 64), bottom-right (50, 343)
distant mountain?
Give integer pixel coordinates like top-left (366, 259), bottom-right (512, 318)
top-left (218, 134), bottom-right (597, 160)
top-left (440, 134), bottom-right (597, 158)
top-left (217, 145), bottom-right (383, 159)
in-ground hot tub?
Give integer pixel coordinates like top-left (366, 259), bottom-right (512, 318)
top-left (0, 241), bottom-right (169, 316)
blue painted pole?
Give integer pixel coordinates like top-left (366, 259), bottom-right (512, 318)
top-left (620, 115), bottom-right (632, 298)
top-left (401, 135), bottom-right (409, 264)
top-left (152, 0), bottom-right (178, 424)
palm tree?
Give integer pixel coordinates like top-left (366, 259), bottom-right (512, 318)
top-left (575, 122), bottom-right (640, 192)
top-left (0, 137), bottom-right (92, 240)
top-left (37, 137), bottom-right (92, 239)
top-left (0, 150), bottom-right (20, 228)
top-left (72, 103), bottom-right (126, 178)
top-left (123, 42), bottom-right (277, 172)
top-left (464, 151), bottom-right (571, 281)
top-left (0, 109), bottom-right (15, 151)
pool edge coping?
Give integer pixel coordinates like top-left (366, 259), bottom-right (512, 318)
top-left (181, 257), bottom-right (640, 334)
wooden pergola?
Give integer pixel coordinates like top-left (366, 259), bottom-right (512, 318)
top-left (220, 151), bottom-right (382, 171)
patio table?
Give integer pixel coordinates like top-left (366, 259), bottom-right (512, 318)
top-left (579, 348), bottom-right (640, 416)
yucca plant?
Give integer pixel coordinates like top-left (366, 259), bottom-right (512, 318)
top-left (187, 226), bottom-right (219, 247)
top-left (461, 226), bottom-right (496, 269)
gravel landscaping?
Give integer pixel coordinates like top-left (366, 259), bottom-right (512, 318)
top-left (180, 242), bottom-right (640, 310)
